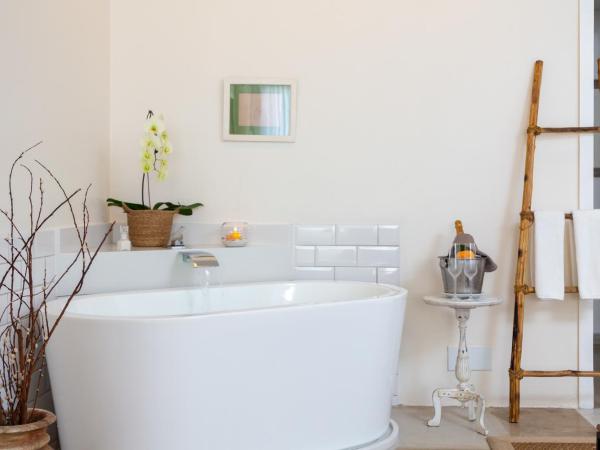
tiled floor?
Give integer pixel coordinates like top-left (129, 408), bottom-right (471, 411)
top-left (392, 406), bottom-right (596, 450)
top-left (578, 407), bottom-right (600, 427)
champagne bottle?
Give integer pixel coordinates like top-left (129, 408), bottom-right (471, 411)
top-left (448, 220), bottom-right (498, 271)
top-left (450, 220), bottom-right (477, 258)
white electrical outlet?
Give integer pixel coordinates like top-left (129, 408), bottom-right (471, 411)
top-left (447, 346), bottom-right (492, 371)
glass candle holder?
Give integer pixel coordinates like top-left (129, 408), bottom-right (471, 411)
top-left (221, 222), bottom-right (248, 247)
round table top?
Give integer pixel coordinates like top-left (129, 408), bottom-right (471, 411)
top-left (423, 295), bottom-right (502, 309)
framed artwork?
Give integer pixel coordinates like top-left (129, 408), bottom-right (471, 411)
top-left (223, 78), bottom-right (297, 142)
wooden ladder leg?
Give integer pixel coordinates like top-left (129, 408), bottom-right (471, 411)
top-left (509, 377), bottom-right (520, 423)
top-left (509, 290), bottom-right (525, 422)
top-left (509, 60), bottom-right (543, 423)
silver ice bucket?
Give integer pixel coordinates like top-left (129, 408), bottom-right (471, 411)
top-left (439, 256), bottom-right (486, 295)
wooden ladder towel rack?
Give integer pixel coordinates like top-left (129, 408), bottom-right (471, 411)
top-left (509, 60), bottom-right (600, 423)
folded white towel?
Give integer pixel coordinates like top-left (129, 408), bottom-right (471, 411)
top-left (534, 211), bottom-right (565, 300)
top-left (573, 210), bottom-right (600, 299)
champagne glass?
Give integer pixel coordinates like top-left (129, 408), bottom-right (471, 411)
top-left (463, 256), bottom-right (480, 299)
top-left (447, 243), bottom-right (464, 298)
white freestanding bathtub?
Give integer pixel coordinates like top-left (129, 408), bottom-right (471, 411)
top-left (46, 281), bottom-right (407, 450)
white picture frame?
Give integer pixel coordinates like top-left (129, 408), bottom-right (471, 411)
top-left (222, 78), bottom-right (297, 142)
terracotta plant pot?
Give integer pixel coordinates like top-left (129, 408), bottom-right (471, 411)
top-left (123, 206), bottom-right (176, 247)
top-left (0, 409), bottom-right (56, 450)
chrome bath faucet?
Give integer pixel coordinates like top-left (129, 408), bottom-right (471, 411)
top-left (181, 251), bottom-right (220, 268)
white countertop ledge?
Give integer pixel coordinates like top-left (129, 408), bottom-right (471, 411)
top-left (60, 243), bottom-right (284, 255)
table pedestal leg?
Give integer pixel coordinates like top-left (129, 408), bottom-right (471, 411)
top-left (427, 388), bottom-right (444, 427)
top-left (426, 309), bottom-right (488, 436)
top-left (477, 396), bottom-right (487, 435)
top-left (468, 400), bottom-right (476, 421)
top-left (426, 388), bottom-right (488, 435)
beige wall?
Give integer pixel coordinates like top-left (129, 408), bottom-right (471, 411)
top-left (109, 0), bottom-right (583, 407)
top-left (0, 0), bottom-right (110, 228)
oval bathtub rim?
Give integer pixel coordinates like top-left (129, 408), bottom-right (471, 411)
top-left (46, 280), bottom-right (408, 323)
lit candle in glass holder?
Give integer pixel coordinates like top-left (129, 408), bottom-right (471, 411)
top-left (221, 222), bottom-right (248, 247)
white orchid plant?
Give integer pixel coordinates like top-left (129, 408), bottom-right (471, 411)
top-left (107, 110), bottom-right (202, 216)
top-left (141, 111), bottom-right (171, 184)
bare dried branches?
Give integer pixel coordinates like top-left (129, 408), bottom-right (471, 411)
top-left (0, 146), bottom-right (113, 425)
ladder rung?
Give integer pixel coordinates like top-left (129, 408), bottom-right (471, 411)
top-left (528, 126), bottom-right (600, 135)
top-left (522, 370), bottom-right (600, 378)
top-left (520, 211), bottom-right (572, 221)
top-left (518, 285), bottom-right (578, 295)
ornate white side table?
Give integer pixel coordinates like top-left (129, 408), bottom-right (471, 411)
top-left (423, 295), bottom-right (502, 436)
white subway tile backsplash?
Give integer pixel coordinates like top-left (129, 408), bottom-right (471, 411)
top-left (33, 230), bottom-right (56, 258)
top-left (293, 224), bottom-right (400, 284)
top-left (335, 267), bottom-right (376, 282)
top-left (377, 267), bottom-right (401, 286)
top-left (357, 246), bottom-right (400, 267)
top-left (335, 225), bottom-right (378, 245)
top-left (60, 224), bottom-right (112, 253)
top-left (378, 225), bottom-right (400, 246)
top-left (32, 256), bottom-right (55, 288)
top-left (294, 267), bottom-right (334, 280)
top-left (316, 246), bottom-right (356, 266)
top-left (0, 296), bottom-right (8, 325)
top-left (0, 262), bottom-right (24, 295)
top-left (295, 225), bottom-right (335, 245)
top-left (0, 237), bottom-right (9, 258)
top-left (295, 246), bottom-right (315, 266)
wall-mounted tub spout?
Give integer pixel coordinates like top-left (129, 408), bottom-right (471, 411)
top-left (181, 251), bottom-right (220, 268)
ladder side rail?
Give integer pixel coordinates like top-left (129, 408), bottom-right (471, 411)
top-left (510, 60), bottom-right (596, 424)
top-left (509, 59), bottom-right (544, 423)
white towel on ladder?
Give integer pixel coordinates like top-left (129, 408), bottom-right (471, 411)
top-left (573, 210), bottom-right (600, 299)
top-left (534, 211), bottom-right (565, 300)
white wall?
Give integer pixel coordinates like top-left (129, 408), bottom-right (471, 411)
top-left (110, 0), bottom-right (582, 407)
top-left (0, 0), bottom-right (110, 228)
top-left (0, 2), bottom-right (109, 444)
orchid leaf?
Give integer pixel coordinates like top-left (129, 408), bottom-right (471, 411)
top-left (106, 198), bottom-right (150, 210)
top-left (151, 201), bottom-right (203, 215)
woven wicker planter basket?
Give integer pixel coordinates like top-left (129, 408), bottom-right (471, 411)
top-left (0, 408), bottom-right (56, 449)
top-left (123, 205), bottom-right (176, 247)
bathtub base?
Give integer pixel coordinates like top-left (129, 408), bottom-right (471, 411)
top-left (346, 420), bottom-right (399, 450)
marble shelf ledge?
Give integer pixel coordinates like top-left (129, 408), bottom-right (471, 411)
top-left (108, 243), bottom-right (281, 253)
top-left (59, 243), bottom-right (284, 255)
